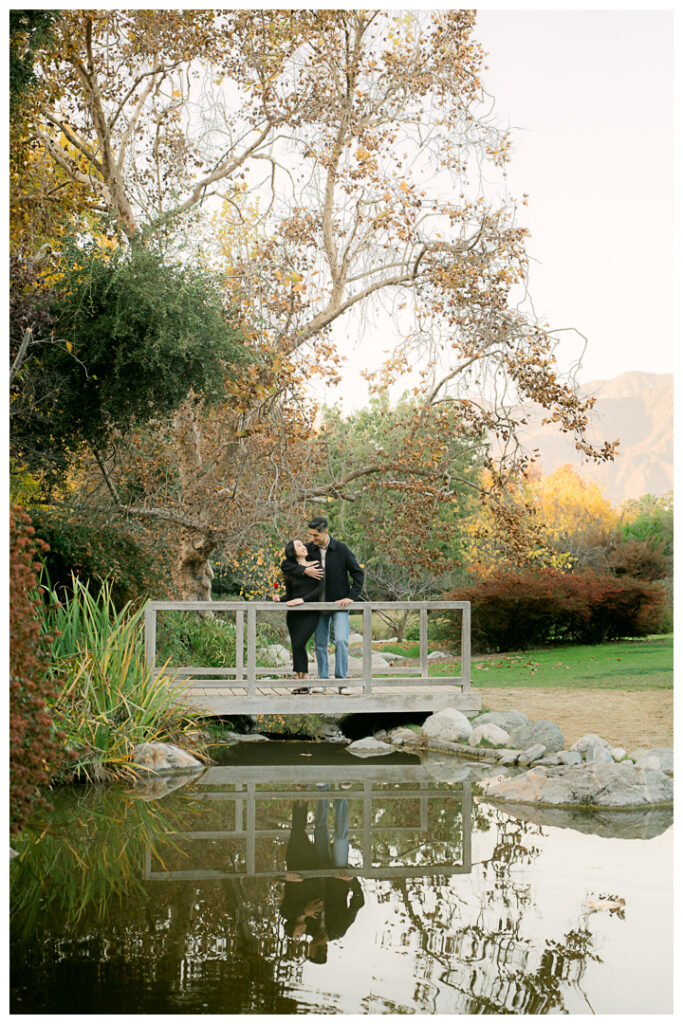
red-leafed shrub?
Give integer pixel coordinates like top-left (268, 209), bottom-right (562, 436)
top-left (437, 568), bottom-right (667, 653)
top-left (10, 505), bottom-right (65, 832)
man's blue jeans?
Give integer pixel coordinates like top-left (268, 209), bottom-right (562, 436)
top-left (314, 794), bottom-right (350, 868)
top-left (315, 610), bottom-right (349, 680)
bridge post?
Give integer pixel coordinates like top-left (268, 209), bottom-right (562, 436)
top-left (246, 606), bottom-right (256, 697)
top-left (144, 603), bottom-right (156, 672)
top-left (419, 606), bottom-right (429, 677)
top-left (362, 605), bottom-right (373, 694)
top-left (461, 602), bottom-right (471, 692)
top-left (235, 609), bottom-right (245, 683)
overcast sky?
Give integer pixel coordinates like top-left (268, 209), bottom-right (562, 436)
top-left (327, 7), bottom-right (674, 410)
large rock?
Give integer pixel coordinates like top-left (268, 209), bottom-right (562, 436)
top-left (347, 653), bottom-right (392, 673)
top-left (470, 710), bottom-right (530, 732)
top-left (509, 720), bottom-right (564, 753)
top-left (131, 742), bottom-right (203, 774)
top-left (420, 708), bottom-right (472, 745)
top-left (481, 763), bottom-right (673, 808)
top-left (225, 731), bottom-right (270, 742)
top-left (468, 723), bottom-right (510, 748)
top-left (263, 643), bottom-right (291, 666)
top-left (348, 632), bottom-right (364, 645)
top-left (497, 749), bottom-right (521, 766)
top-left (557, 750), bottom-right (583, 766)
top-left (635, 748), bottom-right (674, 777)
top-left (427, 650), bottom-right (450, 660)
top-left (518, 743), bottom-right (547, 766)
top-left (388, 727), bottom-right (421, 747)
top-left (347, 736), bottom-right (394, 758)
top-left (571, 733), bottom-right (614, 764)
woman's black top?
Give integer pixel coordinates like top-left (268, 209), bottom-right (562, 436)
top-left (281, 563), bottom-right (324, 603)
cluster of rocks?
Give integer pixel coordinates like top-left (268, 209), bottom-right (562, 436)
top-left (345, 707), bottom-right (674, 809)
top-left (260, 638), bottom-right (451, 673)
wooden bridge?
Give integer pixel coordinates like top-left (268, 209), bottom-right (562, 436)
top-left (143, 762), bottom-right (473, 882)
top-left (144, 599), bottom-right (479, 717)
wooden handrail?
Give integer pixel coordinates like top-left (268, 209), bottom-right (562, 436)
top-left (144, 598), bottom-right (471, 695)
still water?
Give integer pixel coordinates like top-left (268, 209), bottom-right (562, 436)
top-left (11, 742), bottom-right (673, 1014)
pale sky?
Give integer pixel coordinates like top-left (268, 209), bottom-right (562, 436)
top-left (325, 7), bottom-right (674, 411)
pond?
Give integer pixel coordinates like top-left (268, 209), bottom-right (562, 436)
top-left (10, 741), bottom-right (673, 1014)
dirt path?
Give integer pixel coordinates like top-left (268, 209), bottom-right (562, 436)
top-left (477, 688), bottom-right (673, 752)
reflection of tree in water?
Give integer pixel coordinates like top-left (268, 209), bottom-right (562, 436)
top-left (10, 785), bottom-right (306, 1013)
top-left (388, 809), bottom-right (607, 1014)
top-left (12, 780), bottom-right (625, 1015)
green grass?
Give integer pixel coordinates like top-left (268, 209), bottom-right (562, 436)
top-left (428, 635), bottom-right (673, 691)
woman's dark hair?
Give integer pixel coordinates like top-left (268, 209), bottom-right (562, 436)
top-left (283, 540), bottom-right (297, 562)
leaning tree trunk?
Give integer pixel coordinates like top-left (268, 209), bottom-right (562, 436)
top-left (175, 531), bottom-right (216, 603)
top-left (172, 400), bottom-right (216, 606)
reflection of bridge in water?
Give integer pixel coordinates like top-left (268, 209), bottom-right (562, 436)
top-left (144, 763), bottom-right (472, 882)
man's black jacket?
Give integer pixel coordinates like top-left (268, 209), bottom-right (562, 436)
top-left (281, 537), bottom-right (365, 602)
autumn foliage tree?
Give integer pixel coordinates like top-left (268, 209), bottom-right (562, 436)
top-left (13, 10), bottom-right (617, 600)
top-left (10, 507), bottom-right (65, 833)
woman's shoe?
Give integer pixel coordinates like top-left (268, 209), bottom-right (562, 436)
top-left (338, 686), bottom-right (352, 695)
top-left (292, 687), bottom-right (310, 695)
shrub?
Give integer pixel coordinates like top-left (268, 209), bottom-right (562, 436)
top-left (29, 505), bottom-right (174, 608)
top-left (43, 576), bottom-right (204, 782)
top-left (156, 610), bottom-right (282, 669)
top-left (9, 506), bottom-right (65, 832)
top-left (156, 612), bottom-right (238, 669)
top-left (437, 568), bottom-right (667, 653)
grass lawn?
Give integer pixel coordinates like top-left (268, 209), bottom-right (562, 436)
top-left (374, 635), bottom-right (673, 691)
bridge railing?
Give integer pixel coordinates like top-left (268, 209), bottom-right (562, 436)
top-left (144, 599), bottom-right (471, 694)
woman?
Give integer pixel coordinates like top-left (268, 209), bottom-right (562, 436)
top-left (276, 539), bottom-right (323, 694)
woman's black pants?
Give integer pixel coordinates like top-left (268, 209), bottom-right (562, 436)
top-left (286, 609), bottom-right (320, 673)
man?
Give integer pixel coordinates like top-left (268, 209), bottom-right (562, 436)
top-left (282, 517), bottom-right (364, 694)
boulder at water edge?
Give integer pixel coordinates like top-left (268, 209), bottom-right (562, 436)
top-left (470, 710), bottom-right (530, 733)
top-left (508, 719), bottom-right (564, 753)
top-left (347, 736), bottom-right (394, 757)
top-left (420, 708), bottom-right (472, 744)
top-left (388, 727), bottom-right (421, 747)
top-left (635, 748), bottom-right (674, 777)
top-left (571, 733), bottom-right (614, 764)
top-left (481, 763), bottom-right (673, 808)
top-left (469, 723), bottom-right (510, 748)
top-left (132, 742), bottom-right (203, 774)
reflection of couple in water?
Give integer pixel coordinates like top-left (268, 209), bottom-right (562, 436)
top-left (274, 517), bottom-right (365, 695)
top-left (279, 790), bottom-right (364, 964)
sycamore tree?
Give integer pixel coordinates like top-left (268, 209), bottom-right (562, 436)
top-left (14, 9), bottom-right (617, 600)
top-left (316, 395), bottom-right (483, 636)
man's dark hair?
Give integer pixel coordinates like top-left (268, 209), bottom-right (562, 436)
top-left (308, 517), bottom-right (328, 531)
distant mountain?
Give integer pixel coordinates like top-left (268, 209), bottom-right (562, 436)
top-left (509, 371), bottom-right (673, 505)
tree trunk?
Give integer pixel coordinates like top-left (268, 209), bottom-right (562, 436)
top-left (174, 531), bottom-right (216, 607)
top-left (172, 400), bottom-right (215, 606)
top-left (394, 610), bottom-right (410, 642)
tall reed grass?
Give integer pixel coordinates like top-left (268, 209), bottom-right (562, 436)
top-left (40, 576), bottom-right (205, 783)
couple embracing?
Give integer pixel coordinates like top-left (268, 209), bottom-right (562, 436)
top-left (274, 517), bottom-right (365, 695)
